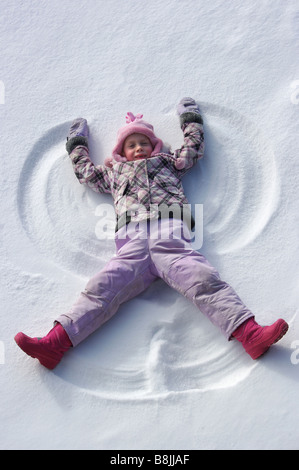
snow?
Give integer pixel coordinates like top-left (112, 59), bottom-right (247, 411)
top-left (1, 0), bottom-right (299, 450)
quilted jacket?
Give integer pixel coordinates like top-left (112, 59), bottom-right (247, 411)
top-left (68, 121), bottom-right (204, 232)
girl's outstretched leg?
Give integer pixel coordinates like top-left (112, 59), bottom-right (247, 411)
top-left (149, 220), bottom-right (289, 355)
top-left (55, 226), bottom-right (157, 347)
top-left (14, 224), bottom-right (157, 369)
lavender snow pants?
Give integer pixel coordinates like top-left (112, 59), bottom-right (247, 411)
top-left (56, 220), bottom-right (253, 347)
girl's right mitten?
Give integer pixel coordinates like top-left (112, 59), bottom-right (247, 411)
top-left (66, 118), bottom-right (89, 154)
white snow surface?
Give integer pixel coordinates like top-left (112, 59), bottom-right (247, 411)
top-left (1, 0), bottom-right (299, 450)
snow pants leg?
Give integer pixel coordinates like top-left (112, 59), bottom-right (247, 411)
top-left (148, 220), bottom-right (254, 340)
top-left (56, 226), bottom-right (158, 346)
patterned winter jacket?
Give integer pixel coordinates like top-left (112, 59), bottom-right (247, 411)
top-left (68, 121), bottom-right (204, 232)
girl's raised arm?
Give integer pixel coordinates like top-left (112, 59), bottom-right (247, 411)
top-left (174, 97), bottom-right (205, 173)
top-left (66, 118), bottom-right (112, 194)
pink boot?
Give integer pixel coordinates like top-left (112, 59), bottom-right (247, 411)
top-left (14, 323), bottom-right (72, 370)
top-left (232, 317), bottom-right (289, 359)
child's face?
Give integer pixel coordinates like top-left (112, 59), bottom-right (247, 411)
top-left (122, 133), bottom-right (153, 161)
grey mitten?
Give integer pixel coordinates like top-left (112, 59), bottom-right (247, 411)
top-left (177, 97), bottom-right (203, 127)
top-left (66, 118), bottom-right (89, 154)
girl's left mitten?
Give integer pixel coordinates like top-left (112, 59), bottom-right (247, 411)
top-left (177, 97), bottom-right (203, 127)
top-left (66, 118), bottom-right (89, 154)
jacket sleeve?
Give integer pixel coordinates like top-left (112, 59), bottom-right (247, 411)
top-left (68, 143), bottom-right (112, 194)
top-left (174, 121), bottom-right (205, 175)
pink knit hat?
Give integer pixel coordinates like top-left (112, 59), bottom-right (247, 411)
top-left (110, 112), bottom-right (163, 164)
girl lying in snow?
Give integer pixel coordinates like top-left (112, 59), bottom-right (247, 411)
top-left (15, 98), bottom-right (288, 370)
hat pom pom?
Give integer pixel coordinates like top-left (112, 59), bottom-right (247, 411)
top-left (125, 112), bottom-right (143, 124)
